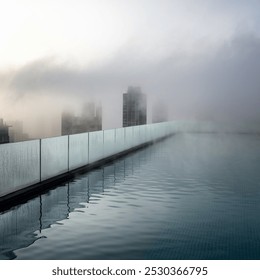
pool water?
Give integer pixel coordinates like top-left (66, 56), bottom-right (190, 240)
top-left (1, 132), bottom-right (260, 260)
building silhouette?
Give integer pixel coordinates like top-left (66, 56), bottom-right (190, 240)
top-left (9, 121), bottom-right (29, 143)
top-left (61, 102), bottom-right (102, 135)
top-left (123, 86), bottom-right (147, 127)
top-left (0, 119), bottom-right (10, 144)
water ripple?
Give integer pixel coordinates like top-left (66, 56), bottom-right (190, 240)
top-left (1, 133), bottom-right (260, 259)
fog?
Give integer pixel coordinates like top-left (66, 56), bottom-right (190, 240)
top-left (1, 1), bottom-right (260, 138)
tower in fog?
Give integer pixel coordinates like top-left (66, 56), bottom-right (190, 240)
top-left (123, 86), bottom-right (147, 127)
top-left (61, 102), bottom-right (102, 135)
top-left (81, 102), bottom-right (102, 132)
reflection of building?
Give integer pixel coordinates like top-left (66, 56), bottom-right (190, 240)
top-left (61, 102), bottom-right (102, 135)
top-left (8, 121), bottom-right (29, 143)
top-left (152, 101), bottom-right (168, 123)
top-left (0, 119), bottom-right (9, 144)
top-left (123, 86), bottom-right (147, 127)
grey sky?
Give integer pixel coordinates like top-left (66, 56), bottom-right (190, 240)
top-left (0, 0), bottom-right (260, 136)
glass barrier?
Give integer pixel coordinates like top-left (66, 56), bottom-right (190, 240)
top-left (139, 125), bottom-right (147, 145)
top-left (124, 126), bottom-right (133, 150)
top-left (103, 129), bottom-right (116, 158)
top-left (0, 122), bottom-right (175, 198)
top-left (89, 130), bottom-right (104, 163)
top-left (41, 136), bottom-right (69, 180)
top-left (69, 133), bottom-right (89, 170)
top-left (133, 126), bottom-right (140, 146)
top-left (115, 128), bottom-right (125, 154)
top-left (0, 140), bottom-right (40, 197)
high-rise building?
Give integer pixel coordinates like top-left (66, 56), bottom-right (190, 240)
top-left (81, 102), bottom-right (102, 132)
top-left (61, 102), bottom-right (102, 135)
top-left (123, 86), bottom-right (147, 127)
top-left (61, 111), bottom-right (75, 135)
top-left (0, 118), bottom-right (10, 144)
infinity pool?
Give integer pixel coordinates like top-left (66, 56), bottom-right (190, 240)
top-left (1, 132), bottom-right (260, 259)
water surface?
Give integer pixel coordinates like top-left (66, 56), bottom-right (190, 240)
top-left (1, 133), bottom-right (260, 259)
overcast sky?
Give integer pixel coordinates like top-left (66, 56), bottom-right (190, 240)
top-left (0, 0), bottom-right (260, 137)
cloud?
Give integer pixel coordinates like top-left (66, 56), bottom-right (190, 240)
top-left (1, 32), bottom-right (260, 137)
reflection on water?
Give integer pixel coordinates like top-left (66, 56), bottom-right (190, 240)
top-left (1, 133), bottom-right (260, 260)
top-left (0, 149), bottom-right (150, 260)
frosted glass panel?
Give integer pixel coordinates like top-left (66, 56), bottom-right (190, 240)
top-left (150, 124), bottom-right (156, 141)
top-left (115, 128), bottom-right (125, 153)
top-left (139, 125), bottom-right (146, 144)
top-left (165, 122), bottom-right (170, 136)
top-left (0, 122), bottom-right (175, 199)
top-left (69, 133), bottom-right (88, 170)
top-left (155, 124), bottom-right (162, 139)
top-left (152, 124), bottom-right (157, 139)
top-left (145, 124), bottom-right (150, 142)
top-left (133, 126), bottom-right (140, 146)
top-left (154, 123), bottom-right (160, 139)
top-left (124, 127), bottom-right (133, 150)
top-left (172, 121), bottom-right (179, 133)
top-left (160, 123), bottom-right (164, 137)
top-left (103, 129), bottom-right (116, 158)
top-left (163, 123), bottom-right (168, 136)
top-left (149, 125), bottom-right (154, 141)
top-left (41, 136), bottom-right (69, 180)
top-left (157, 123), bottom-right (163, 138)
top-left (0, 140), bottom-right (40, 197)
top-left (89, 130), bottom-right (104, 163)
top-left (168, 122), bottom-right (173, 134)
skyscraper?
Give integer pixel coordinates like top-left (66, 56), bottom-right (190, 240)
top-left (123, 86), bottom-right (147, 127)
top-left (61, 102), bottom-right (102, 135)
top-left (81, 102), bottom-right (102, 132)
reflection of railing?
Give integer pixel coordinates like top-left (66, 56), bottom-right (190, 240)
top-left (0, 149), bottom-right (149, 260)
top-left (0, 122), bottom-right (174, 200)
